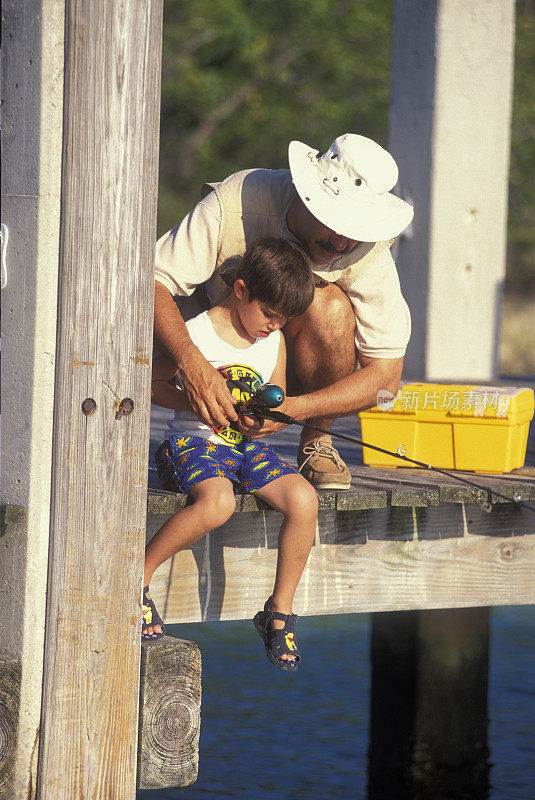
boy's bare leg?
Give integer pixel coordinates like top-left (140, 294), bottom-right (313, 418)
top-left (254, 474), bottom-right (318, 662)
top-left (143, 477), bottom-right (236, 635)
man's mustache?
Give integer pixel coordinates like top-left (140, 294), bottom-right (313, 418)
top-left (317, 240), bottom-right (354, 256)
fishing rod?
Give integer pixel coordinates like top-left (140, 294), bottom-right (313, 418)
top-left (226, 379), bottom-right (535, 513)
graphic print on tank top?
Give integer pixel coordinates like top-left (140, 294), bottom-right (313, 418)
top-left (215, 364), bottom-right (263, 445)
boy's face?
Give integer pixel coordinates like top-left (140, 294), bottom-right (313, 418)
top-left (235, 283), bottom-right (287, 339)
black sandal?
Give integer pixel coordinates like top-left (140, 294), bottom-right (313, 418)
top-left (253, 600), bottom-right (301, 672)
top-left (142, 585), bottom-right (165, 640)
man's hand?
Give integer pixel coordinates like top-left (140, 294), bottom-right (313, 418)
top-left (235, 413), bottom-right (285, 438)
top-left (234, 396), bottom-right (301, 438)
top-left (180, 348), bottom-right (238, 429)
top-left (153, 282), bottom-right (238, 428)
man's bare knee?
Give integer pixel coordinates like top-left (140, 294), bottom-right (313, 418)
top-left (284, 283), bottom-right (356, 391)
top-left (310, 282), bottom-right (352, 316)
top-left (286, 283), bottom-right (353, 341)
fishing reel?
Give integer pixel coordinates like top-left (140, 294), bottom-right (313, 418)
top-left (249, 383), bottom-right (285, 412)
top-left (226, 378), bottom-right (285, 417)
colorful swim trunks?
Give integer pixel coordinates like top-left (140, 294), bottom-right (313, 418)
top-left (155, 435), bottom-right (296, 494)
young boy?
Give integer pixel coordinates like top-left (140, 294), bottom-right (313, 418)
top-left (145, 237), bottom-right (318, 671)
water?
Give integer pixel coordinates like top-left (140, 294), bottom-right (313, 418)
top-left (488, 605), bottom-right (535, 797)
top-left (137, 606), bottom-right (535, 800)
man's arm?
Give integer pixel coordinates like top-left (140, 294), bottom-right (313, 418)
top-left (267, 333), bottom-right (287, 393)
top-left (240, 354), bottom-right (402, 437)
top-left (154, 281), bottom-right (238, 428)
top-left (285, 354), bottom-right (403, 422)
top-left (151, 380), bottom-right (192, 412)
top-left (153, 193), bottom-right (238, 428)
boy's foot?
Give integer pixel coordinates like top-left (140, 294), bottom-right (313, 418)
top-left (142, 585), bottom-right (165, 640)
top-left (253, 598), bottom-right (301, 671)
top-left (298, 437), bottom-right (351, 490)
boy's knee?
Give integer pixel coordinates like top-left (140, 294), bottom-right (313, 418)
top-left (199, 486), bottom-right (236, 527)
top-left (213, 489), bottom-right (236, 523)
top-left (287, 480), bottom-right (319, 518)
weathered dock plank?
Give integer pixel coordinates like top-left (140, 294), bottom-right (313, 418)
top-left (147, 482), bottom-right (388, 513)
top-left (148, 465), bottom-right (535, 513)
top-left (146, 502), bottom-right (535, 624)
top-left (348, 469), bottom-right (441, 506)
top-left (359, 467), bottom-right (487, 504)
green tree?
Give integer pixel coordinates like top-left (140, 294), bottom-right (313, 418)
top-left (158, 0), bottom-right (534, 293)
top-left (158, 0), bottom-right (393, 233)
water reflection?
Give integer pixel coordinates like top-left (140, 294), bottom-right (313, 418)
top-left (137, 607), bottom-right (535, 800)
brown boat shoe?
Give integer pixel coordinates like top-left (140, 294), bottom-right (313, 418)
top-left (297, 437), bottom-right (351, 490)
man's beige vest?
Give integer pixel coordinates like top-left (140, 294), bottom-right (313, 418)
top-left (202, 170), bottom-right (395, 304)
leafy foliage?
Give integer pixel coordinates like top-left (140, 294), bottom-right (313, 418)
top-left (158, 0), bottom-right (534, 290)
top-left (158, 0), bottom-right (393, 232)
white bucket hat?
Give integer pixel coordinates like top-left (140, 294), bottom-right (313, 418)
top-left (288, 133), bottom-right (414, 242)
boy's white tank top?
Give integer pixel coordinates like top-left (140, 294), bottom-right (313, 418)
top-left (167, 311), bottom-right (281, 446)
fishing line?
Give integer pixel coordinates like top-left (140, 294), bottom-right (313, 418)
top-left (226, 379), bottom-right (535, 513)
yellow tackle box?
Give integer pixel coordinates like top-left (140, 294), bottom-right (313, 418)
top-left (358, 383), bottom-right (534, 473)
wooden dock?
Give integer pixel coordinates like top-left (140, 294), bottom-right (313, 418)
top-left (144, 405), bottom-right (534, 794)
top-left (146, 406), bottom-right (535, 624)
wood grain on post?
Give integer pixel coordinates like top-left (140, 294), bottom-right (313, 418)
top-left (0, 661), bottom-right (22, 800)
top-left (1, 2), bottom-right (65, 795)
top-left (37, 2), bottom-right (163, 798)
top-left (138, 638), bottom-right (201, 790)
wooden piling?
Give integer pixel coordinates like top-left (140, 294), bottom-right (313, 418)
top-left (368, 608), bottom-right (490, 800)
top-left (1, 2), bottom-right (65, 795)
top-left (390, 0), bottom-right (515, 380)
top-left (137, 638), bottom-right (202, 790)
top-left (34, 2), bottom-right (163, 798)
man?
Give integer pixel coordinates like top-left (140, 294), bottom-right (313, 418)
top-left (153, 133), bottom-right (413, 490)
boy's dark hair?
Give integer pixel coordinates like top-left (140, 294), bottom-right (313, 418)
top-left (231, 237), bottom-right (315, 318)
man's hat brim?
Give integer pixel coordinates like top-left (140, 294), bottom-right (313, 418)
top-left (288, 139), bottom-right (413, 243)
